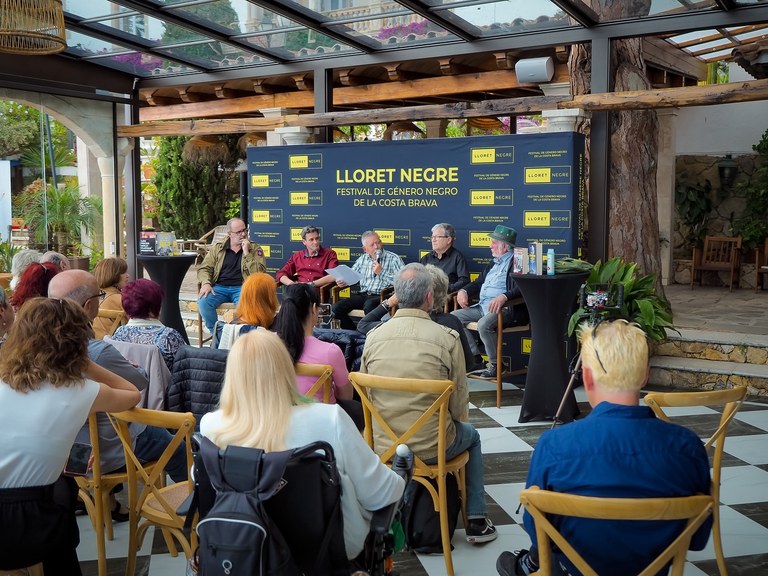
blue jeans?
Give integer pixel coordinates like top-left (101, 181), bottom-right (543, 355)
top-left (451, 305), bottom-right (512, 365)
top-left (198, 284), bottom-right (242, 333)
top-left (134, 425), bottom-right (188, 483)
top-left (427, 420), bottom-right (486, 518)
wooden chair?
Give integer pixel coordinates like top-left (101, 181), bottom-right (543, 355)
top-left (193, 225), bottom-right (228, 265)
top-left (75, 414), bottom-right (132, 576)
top-left (519, 486), bottom-right (714, 576)
top-left (108, 408), bottom-right (196, 576)
top-left (456, 295), bottom-right (530, 408)
top-left (196, 300), bottom-right (236, 348)
top-left (349, 372), bottom-right (468, 576)
top-left (691, 235), bottom-right (742, 291)
top-left (296, 362), bottom-right (334, 403)
top-left (754, 237), bottom-right (768, 292)
top-left (95, 308), bottom-right (126, 338)
top-left (643, 385), bottom-right (747, 576)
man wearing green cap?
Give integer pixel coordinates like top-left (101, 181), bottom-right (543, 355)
top-left (452, 225), bottom-right (525, 378)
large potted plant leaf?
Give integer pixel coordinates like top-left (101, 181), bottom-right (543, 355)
top-left (567, 257), bottom-right (674, 343)
top-left (15, 179), bottom-right (100, 256)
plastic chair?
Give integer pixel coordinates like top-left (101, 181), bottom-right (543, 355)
top-left (643, 385), bottom-right (747, 576)
top-left (349, 372), bottom-right (468, 576)
top-left (520, 486), bottom-right (714, 576)
top-left (108, 408), bottom-right (196, 576)
top-left (691, 235), bottom-right (742, 292)
top-left (296, 362), bottom-right (334, 403)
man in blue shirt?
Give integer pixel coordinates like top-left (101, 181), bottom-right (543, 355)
top-left (451, 225), bottom-right (522, 378)
top-left (496, 319), bottom-right (712, 576)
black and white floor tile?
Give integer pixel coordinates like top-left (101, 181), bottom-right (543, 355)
top-left (78, 378), bottom-right (768, 575)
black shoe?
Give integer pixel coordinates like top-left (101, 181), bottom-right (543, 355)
top-left (111, 501), bottom-right (129, 523)
top-left (496, 550), bottom-right (533, 576)
top-left (465, 517), bottom-right (497, 544)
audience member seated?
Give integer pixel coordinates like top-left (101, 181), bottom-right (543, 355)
top-left (419, 222), bottom-right (469, 293)
top-left (10, 261), bottom-right (60, 312)
top-left (274, 283), bottom-right (363, 429)
top-left (92, 257), bottom-right (129, 339)
top-left (496, 319), bottom-right (713, 576)
top-left (41, 251), bottom-right (71, 271)
top-left (9, 249), bottom-right (41, 291)
top-left (214, 272), bottom-right (278, 349)
top-left (167, 345), bottom-right (229, 423)
top-left (200, 330), bottom-right (404, 560)
top-left (275, 225), bottom-right (339, 293)
top-left (0, 288), bottom-right (13, 348)
top-left (112, 279), bottom-right (185, 371)
top-left (0, 297), bottom-right (140, 575)
top-left (361, 263), bottom-right (497, 544)
top-left (358, 265), bottom-right (473, 371)
top-left (313, 328), bottom-right (367, 373)
top-left (331, 230), bottom-right (404, 330)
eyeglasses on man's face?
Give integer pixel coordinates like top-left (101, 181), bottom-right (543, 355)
top-left (85, 291), bottom-right (107, 304)
top-left (229, 227), bottom-right (248, 236)
top-left (431, 235), bottom-right (449, 240)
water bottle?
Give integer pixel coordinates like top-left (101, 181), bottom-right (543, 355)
top-left (392, 444), bottom-right (414, 484)
top-left (546, 248), bottom-right (556, 276)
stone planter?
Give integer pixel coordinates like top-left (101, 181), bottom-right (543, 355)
top-left (68, 256), bottom-right (90, 271)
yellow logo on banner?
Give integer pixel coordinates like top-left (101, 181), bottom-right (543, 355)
top-left (471, 190), bottom-right (495, 205)
top-left (472, 149), bottom-right (495, 163)
top-left (525, 168), bottom-right (551, 183)
top-left (376, 230), bottom-right (395, 244)
top-left (334, 247), bottom-right (350, 261)
top-left (290, 192), bottom-right (309, 205)
top-left (469, 232), bottom-right (488, 247)
top-left (251, 174), bottom-right (269, 187)
top-left (470, 273), bottom-right (480, 282)
top-left (290, 228), bottom-right (303, 241)
top-left (252, 210), bottom-right (270, 223)
top-left (261, 245), bottom-right (272, 258)
top-left (525, 212), bottom-right (551, 226)
top-left (289, 155), bottom-right (309, 169)
top-left (522, 338), bottom-right (532, 354)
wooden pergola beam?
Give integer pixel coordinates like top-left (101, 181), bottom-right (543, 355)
top-left (119, 78), bottom-right (768, 138)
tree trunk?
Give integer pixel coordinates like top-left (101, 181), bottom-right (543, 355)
top-left (568, 0), bottom-right (664, 296)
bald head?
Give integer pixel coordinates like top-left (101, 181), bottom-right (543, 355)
top-left (48, 270), bottom-right (101, 321)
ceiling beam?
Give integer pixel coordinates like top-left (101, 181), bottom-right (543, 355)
top-left (120, 78), bottom-right (768, 137)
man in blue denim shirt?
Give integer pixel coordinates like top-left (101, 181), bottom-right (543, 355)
top-left (452, 225), bottom-right (522, 378)
top-left (496, 320), bottom-right (712, 576)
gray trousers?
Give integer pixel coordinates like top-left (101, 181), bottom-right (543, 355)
top-left (451, 304), bottom-right (512, 365)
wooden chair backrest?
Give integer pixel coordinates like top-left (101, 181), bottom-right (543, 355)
top-left (700, 236), bottom-right (741, 267)
top-left (96, 308), bottom-right (126, 337)
top-left (520, 486), bottom-right (713, 576)
top-left (349, 372), bottom-right (454, 476)
top-left (296, 362), bottom-right (334, 403)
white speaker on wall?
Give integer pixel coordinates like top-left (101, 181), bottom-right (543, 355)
top-left (515, 57), bottom-right (555, 84)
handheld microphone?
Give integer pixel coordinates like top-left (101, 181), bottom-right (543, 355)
top-left (374, 249), bottom-right (382, 263)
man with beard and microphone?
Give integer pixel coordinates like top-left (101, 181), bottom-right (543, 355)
top-left (332, 230), bottom-right (404, 330)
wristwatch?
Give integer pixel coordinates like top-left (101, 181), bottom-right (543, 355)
top-left (382, 299), bottom-right (391, 310)
top-left (308, 281), bottom-right (315, 287)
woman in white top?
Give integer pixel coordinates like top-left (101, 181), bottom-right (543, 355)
top-left (200, 330), bottom-right (404, 560)
top-left (0, 297), bottom-right (141, 575)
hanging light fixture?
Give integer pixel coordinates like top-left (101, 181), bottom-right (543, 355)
top-left (0, 0), bottom-right (66, 56)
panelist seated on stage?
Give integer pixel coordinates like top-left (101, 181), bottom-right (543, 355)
top-left (419, 222), bottom-right (469, 294)
top-left (451, 225), bottom-right (524, 379)
top-left (197, 217), bottom-right (266, 335)
top-left (275, 225), bottom-right (339, 292)
top-left (496, 319), bottom-right (713, 576)
top-left (331, 230), bottom-right (404, 330)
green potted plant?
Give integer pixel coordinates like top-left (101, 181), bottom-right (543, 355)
top-left (15, 179), bottom-right (101, 262)
top-left (675, 177), bottom-right (713, 254)
top-left (0, 238), bottom-right (19, 288)
top-left (567, 257), bottom-right (674, 343)
top-left (732, 128), bottom-right (768, 251)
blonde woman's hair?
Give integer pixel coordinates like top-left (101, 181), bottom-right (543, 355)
top-left (205, 330), bottom-right (304, 452)
top-left (579, 319), bottom-right (649, 392)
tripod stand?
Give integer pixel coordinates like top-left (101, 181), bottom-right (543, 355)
top-left (552, 283), bottom-right (624, 428)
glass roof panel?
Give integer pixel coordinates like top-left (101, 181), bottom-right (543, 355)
top-left (65, 29), bottom-right (133, 55)
top-left (697, 47), bottom-right (738, 61)
top-left (302, 0), bottom-right (411, 21)
top-left (165, 0), bottom-right (252, 34)
top-left (81, 51), bottom-right (190, 77)
top-left (63, 0), bottom-right (135, 20)
top-left (326, 16), bottom-right (458, 49)
top-left (595, 0), bottom-right (718, 22)
top-left (157, 40), bottom-right (271, 68)
top-left (95, 14), bottom-right (209, 47)
top-left (433, 0), bottom-right (573, 36)
top-left (240, 28), bottom-right (359, 59)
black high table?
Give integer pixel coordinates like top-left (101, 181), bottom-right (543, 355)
top-left (514, 271), bottom-right (589, 423)
top-left (137, 254), bottom-right (196, 344)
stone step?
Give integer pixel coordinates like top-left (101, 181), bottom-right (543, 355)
top-left (649, 356), bottom-right (768, 397)
top-left (653, 328), bottom-right (768, 364)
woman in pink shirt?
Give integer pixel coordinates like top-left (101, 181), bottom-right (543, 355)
top-left (273, 283), bottom-right (363, 429)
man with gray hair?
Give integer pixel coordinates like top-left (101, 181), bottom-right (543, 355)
top-left (420, 223), bottom-right (469, 293)
top-left (41, 251), bottom-right (71, 271)
top-left (332, 230), bottom-right (404, 329)
top-left (197, 217), bottom-right (267, 334)
top-left (361, 262), bottom-right (497, 544)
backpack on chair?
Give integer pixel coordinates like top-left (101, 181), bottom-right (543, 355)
top-left (193, 437), bottom-right (346, 576)
top-left (400, 473), bottom-right (461, 554)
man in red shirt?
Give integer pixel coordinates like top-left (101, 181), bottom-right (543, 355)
top-left (276, 226), bottom-right (339, 292)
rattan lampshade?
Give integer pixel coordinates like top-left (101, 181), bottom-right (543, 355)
top-left (0, 0), bottom-right (66, 56)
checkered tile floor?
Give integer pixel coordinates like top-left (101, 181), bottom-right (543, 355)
top-left (78, 378), bottom-right (768, 576)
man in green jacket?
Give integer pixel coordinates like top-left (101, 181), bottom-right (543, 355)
top-left (197, 218), bottom-right (266, 333)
